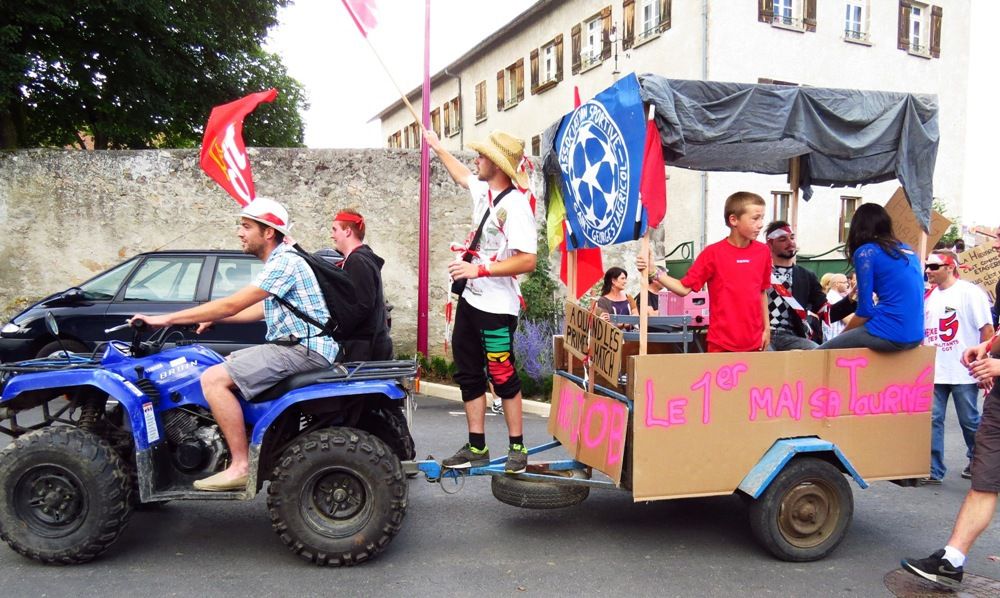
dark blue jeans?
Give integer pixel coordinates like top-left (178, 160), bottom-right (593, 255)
top-left (931, 383), bottom-right (981, 480)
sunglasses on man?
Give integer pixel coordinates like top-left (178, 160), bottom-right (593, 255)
top-left (925, 264), bottom-right (945, 271)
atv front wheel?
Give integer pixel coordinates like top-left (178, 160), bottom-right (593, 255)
top-left (267, 427), bottom-right (407, 566)
top-left (0, 427), bottom-right (133, 564)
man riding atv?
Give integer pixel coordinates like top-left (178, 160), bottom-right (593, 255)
top-left (133, 197), bottom-right (337, 491)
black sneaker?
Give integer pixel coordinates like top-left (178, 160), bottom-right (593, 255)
top-left (962, 464), bottom-right (973, 479)
top-left (505, 444), bottom-right (528, 474)
top-left (901, 549), bottom-right (963, 588)
top-left (442, 443), bottom-right (490, 469)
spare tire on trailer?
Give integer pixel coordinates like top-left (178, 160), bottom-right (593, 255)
top-left (491, 469), bottom-right (590, 510)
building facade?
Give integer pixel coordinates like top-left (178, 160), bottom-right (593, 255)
top-left (375, 0), bottom-right (969, 257)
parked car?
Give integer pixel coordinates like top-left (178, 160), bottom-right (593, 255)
top-left (0, 250), bottom-right (268, 362)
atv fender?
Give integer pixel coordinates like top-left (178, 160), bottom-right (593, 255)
top-left (1, 369), bottom-right (158, 449)
top-left (247, 380), bottom-right (407, 445)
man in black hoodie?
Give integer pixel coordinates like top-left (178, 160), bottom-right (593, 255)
top-left (330, 208), bottom-right (393, 361)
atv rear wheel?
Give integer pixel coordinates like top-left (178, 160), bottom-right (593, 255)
top-left (0, 427), bottom-right (133, 564)
top-left (267, 427), bottom-right (407, 566)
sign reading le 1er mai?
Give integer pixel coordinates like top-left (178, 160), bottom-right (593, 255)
top-left (563, 301), bottom-right (623, 384)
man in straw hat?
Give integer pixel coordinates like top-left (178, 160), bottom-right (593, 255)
top-left (424, 129), bottom-right (537, 474)
top-left (132, 198), bottom-right (338, 491)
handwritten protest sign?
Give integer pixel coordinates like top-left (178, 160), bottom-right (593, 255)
top-left (959, 244), bottom-right (1000, 303)
top-left (885, 187), bottom-right (952, 255)
top-left (630, 347), bottom-right (933, 501)
top-left (548, 375), bottom-right (629, 483)
top-left (563, 301), bottom-right (623, 384)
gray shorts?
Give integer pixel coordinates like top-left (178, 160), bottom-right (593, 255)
top-left (223, 343), bottom-right (330, 401)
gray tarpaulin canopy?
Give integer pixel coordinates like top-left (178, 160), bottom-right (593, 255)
top-left (542, 75), bottom-right (939, 230)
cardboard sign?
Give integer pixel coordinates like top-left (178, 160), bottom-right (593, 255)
top-left (959, 244), bottom-right (1000, 303)
top-left (630, 347), bottom-right (934, 501)
top-left (563, 301), bottom-right (624, 384)
top-left (548, 375), bottom-right (629, 483)
top-left (885, 187), bottom-right (952, 255)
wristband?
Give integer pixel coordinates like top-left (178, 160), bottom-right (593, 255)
top-left (477, 263), bottom-right (491, 278)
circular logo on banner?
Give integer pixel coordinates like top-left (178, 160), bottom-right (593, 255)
top-left (558, 101), bottom-right (630, 247)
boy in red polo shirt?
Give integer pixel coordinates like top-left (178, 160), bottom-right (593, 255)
top-left (640, 192), bottom-right (772, 352)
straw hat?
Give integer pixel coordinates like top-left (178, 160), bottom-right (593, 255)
top-left (468, 130), bottom-right (529, 189)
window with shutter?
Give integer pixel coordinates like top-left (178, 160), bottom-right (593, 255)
top-left (496, 69), bottom-right (505, 111)
top-left (530, 48), bottom-right (539, 93)
top-left (430, 108), bottom-right (441, 138)
top-left (658, 0), bottom-right (672, 32)
top-left (531, 37), bottom-right (561, 94)
top-left (906, 2), bottom-right (931, 56)
top-left (578, 11), bottom-right (605, 70)
top-left (623, 0), bottom-right (635, 49)
top-left (475, 80), bottom-right (487, 123)
top-left (601, 6), bottom-right (612, 60)
top-left (448, 97), bottom-right (461, 135)
top-left (766, 0), bottom-right (810, 31)
top-left (555, 34), bottom-right (564, 81)
top-left (571, 24), bottom-right (581, 74)
top-left (758, 0), bottom-right (774, 22)
top-left (897, 1), bottom-right (912, 50)
top-left (930, 5), bottom-right (942, 58)
top-left (443, 102), bottom-right (451, 137)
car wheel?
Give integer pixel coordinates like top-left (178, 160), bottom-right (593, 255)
top-left (36, 339), bottom-right (89, 359)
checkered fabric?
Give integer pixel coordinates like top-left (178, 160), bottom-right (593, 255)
top-left (253, 243), bottom-right (338, 363)
top-left (767, 265), bottom-right (795, 332)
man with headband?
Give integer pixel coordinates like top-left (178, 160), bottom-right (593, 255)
top-left (920, 250), bottom-right (994, 485)
top-left (330, 207), bottom-right (393, 361)
top-left (423, 128), bottom-right (537, 474)
top-left (764, 221), bottom-right (856, 350)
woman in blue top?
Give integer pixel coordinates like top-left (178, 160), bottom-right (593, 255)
top-left (818, 203), bottom-right (924, 352)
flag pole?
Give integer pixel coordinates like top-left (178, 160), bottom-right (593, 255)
top-left (416, 0), bottom-right (431, 356)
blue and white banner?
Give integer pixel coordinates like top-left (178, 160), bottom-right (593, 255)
top-left (556, 73), bottom-right (647, 249)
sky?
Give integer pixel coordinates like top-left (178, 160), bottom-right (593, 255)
top-left (266, 0), bottom-right (998, 226)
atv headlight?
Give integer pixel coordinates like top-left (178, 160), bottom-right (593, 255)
top-left (1, 322), bottom-right (23, 335)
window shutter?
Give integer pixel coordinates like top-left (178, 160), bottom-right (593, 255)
top-left (659, 0), bottom-right (672, 32)
top-left (515, 58), bottom-right (525, 102)
top-left (601, 6), bottom-right (613, 60)
top-left (454, 97), bottom-right (461, 129)
top-left (571, 24), bottom-right (581, 74)
top-left (930, 5), bottom-right (943, 58)
top-left (804, 0), bottom-right (817, 32)
top-left (758, 0), bottom-right (773, 23)
top-left (897, 1), bottom-right (912, 50)
top-left (497, 69), bottom-right (505, 111)
top-left (443, 102), bottom-right (451, 136)
top-left (622, 0), bottom-right (635, 49)
top-left (555, 34), bottom-right (564, 81)
top-left (530, 48), bottom-right (539, 93)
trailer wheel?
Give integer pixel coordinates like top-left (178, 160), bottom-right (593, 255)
top-left (0, 427), bottom-right (133, 564)
top-left (267, 427), bottom-right (407, 566)
top-left (491, 469), bottom-right (590, 510)
top-left (748, 457), bottom-right (853, 562)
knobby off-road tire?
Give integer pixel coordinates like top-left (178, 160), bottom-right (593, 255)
top-left (359, 404), bottom-right (415, 462)
top-left (491, 469), bottom-right (590, 509)
top-left (748, 457), bottom-right (853, 562)
top-left (267, 427), bottom-right (407, 566)
top-left (0, 427), bottom-right (133, 564)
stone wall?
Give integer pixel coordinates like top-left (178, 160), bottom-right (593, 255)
top-left (0, 148), bottom-right (656, 355)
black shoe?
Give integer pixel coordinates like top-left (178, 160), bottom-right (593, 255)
top-left (918, 477), bottom-right (943, 486)
top-left (442, 443), bottom-right (490, 469)
top-left (962, 464), bottom-right (972, 480)
top-left (505, 444), bottom-right (528, 474)
top-left (901, 549), bottom-right (963, 588)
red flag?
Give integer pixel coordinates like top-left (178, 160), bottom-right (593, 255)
top-left (341, 0), bottom-right (378, 37)
top-left (640, 112), bottom-right (666, 228)
top-left (558, 86), bottom-right (603, 299)
top-left (199, 89), bottom-right (277, 206)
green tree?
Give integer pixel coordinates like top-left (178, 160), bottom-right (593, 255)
top-left (0, 1), bottom-right (307, 149)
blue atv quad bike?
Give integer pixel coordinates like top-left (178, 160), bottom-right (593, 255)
top-left (0, 315), bottom-right (416, 566)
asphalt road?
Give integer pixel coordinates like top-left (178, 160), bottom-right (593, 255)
top-left (2, 394), bottom-right (999, 597)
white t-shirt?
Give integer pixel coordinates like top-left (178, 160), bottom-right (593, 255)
top-left (461, 175), bottom-right (537, 316)
top-left (923, 279), bottom-right (993, 384)
top-left (823, 289), bottom-right (847, 342)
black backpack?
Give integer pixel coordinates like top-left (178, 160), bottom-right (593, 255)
top-left (273, 245), bottom-right (366, 342)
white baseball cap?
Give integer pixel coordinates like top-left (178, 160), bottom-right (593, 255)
top-left (240, 197), bottom-right (292, 236)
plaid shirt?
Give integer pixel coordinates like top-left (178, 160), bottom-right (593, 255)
top-left (253, 243), bottom-right (338, 363)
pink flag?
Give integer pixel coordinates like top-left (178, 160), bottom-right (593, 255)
top-left (341, 0), bottom-right (378, 37)
top-left (640, 112), bottom-right (667, 228)
top-left (199, 89), bottom-right (277, 206)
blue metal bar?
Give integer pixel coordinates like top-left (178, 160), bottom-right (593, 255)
top-left (554, 370), bottom-right (630, 404)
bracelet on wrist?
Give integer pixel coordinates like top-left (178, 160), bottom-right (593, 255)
top-left (477, 263), bottom-right (491, 278)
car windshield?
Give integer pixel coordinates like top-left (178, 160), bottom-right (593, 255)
top-left (78, 258), bottom-right (138, 300)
